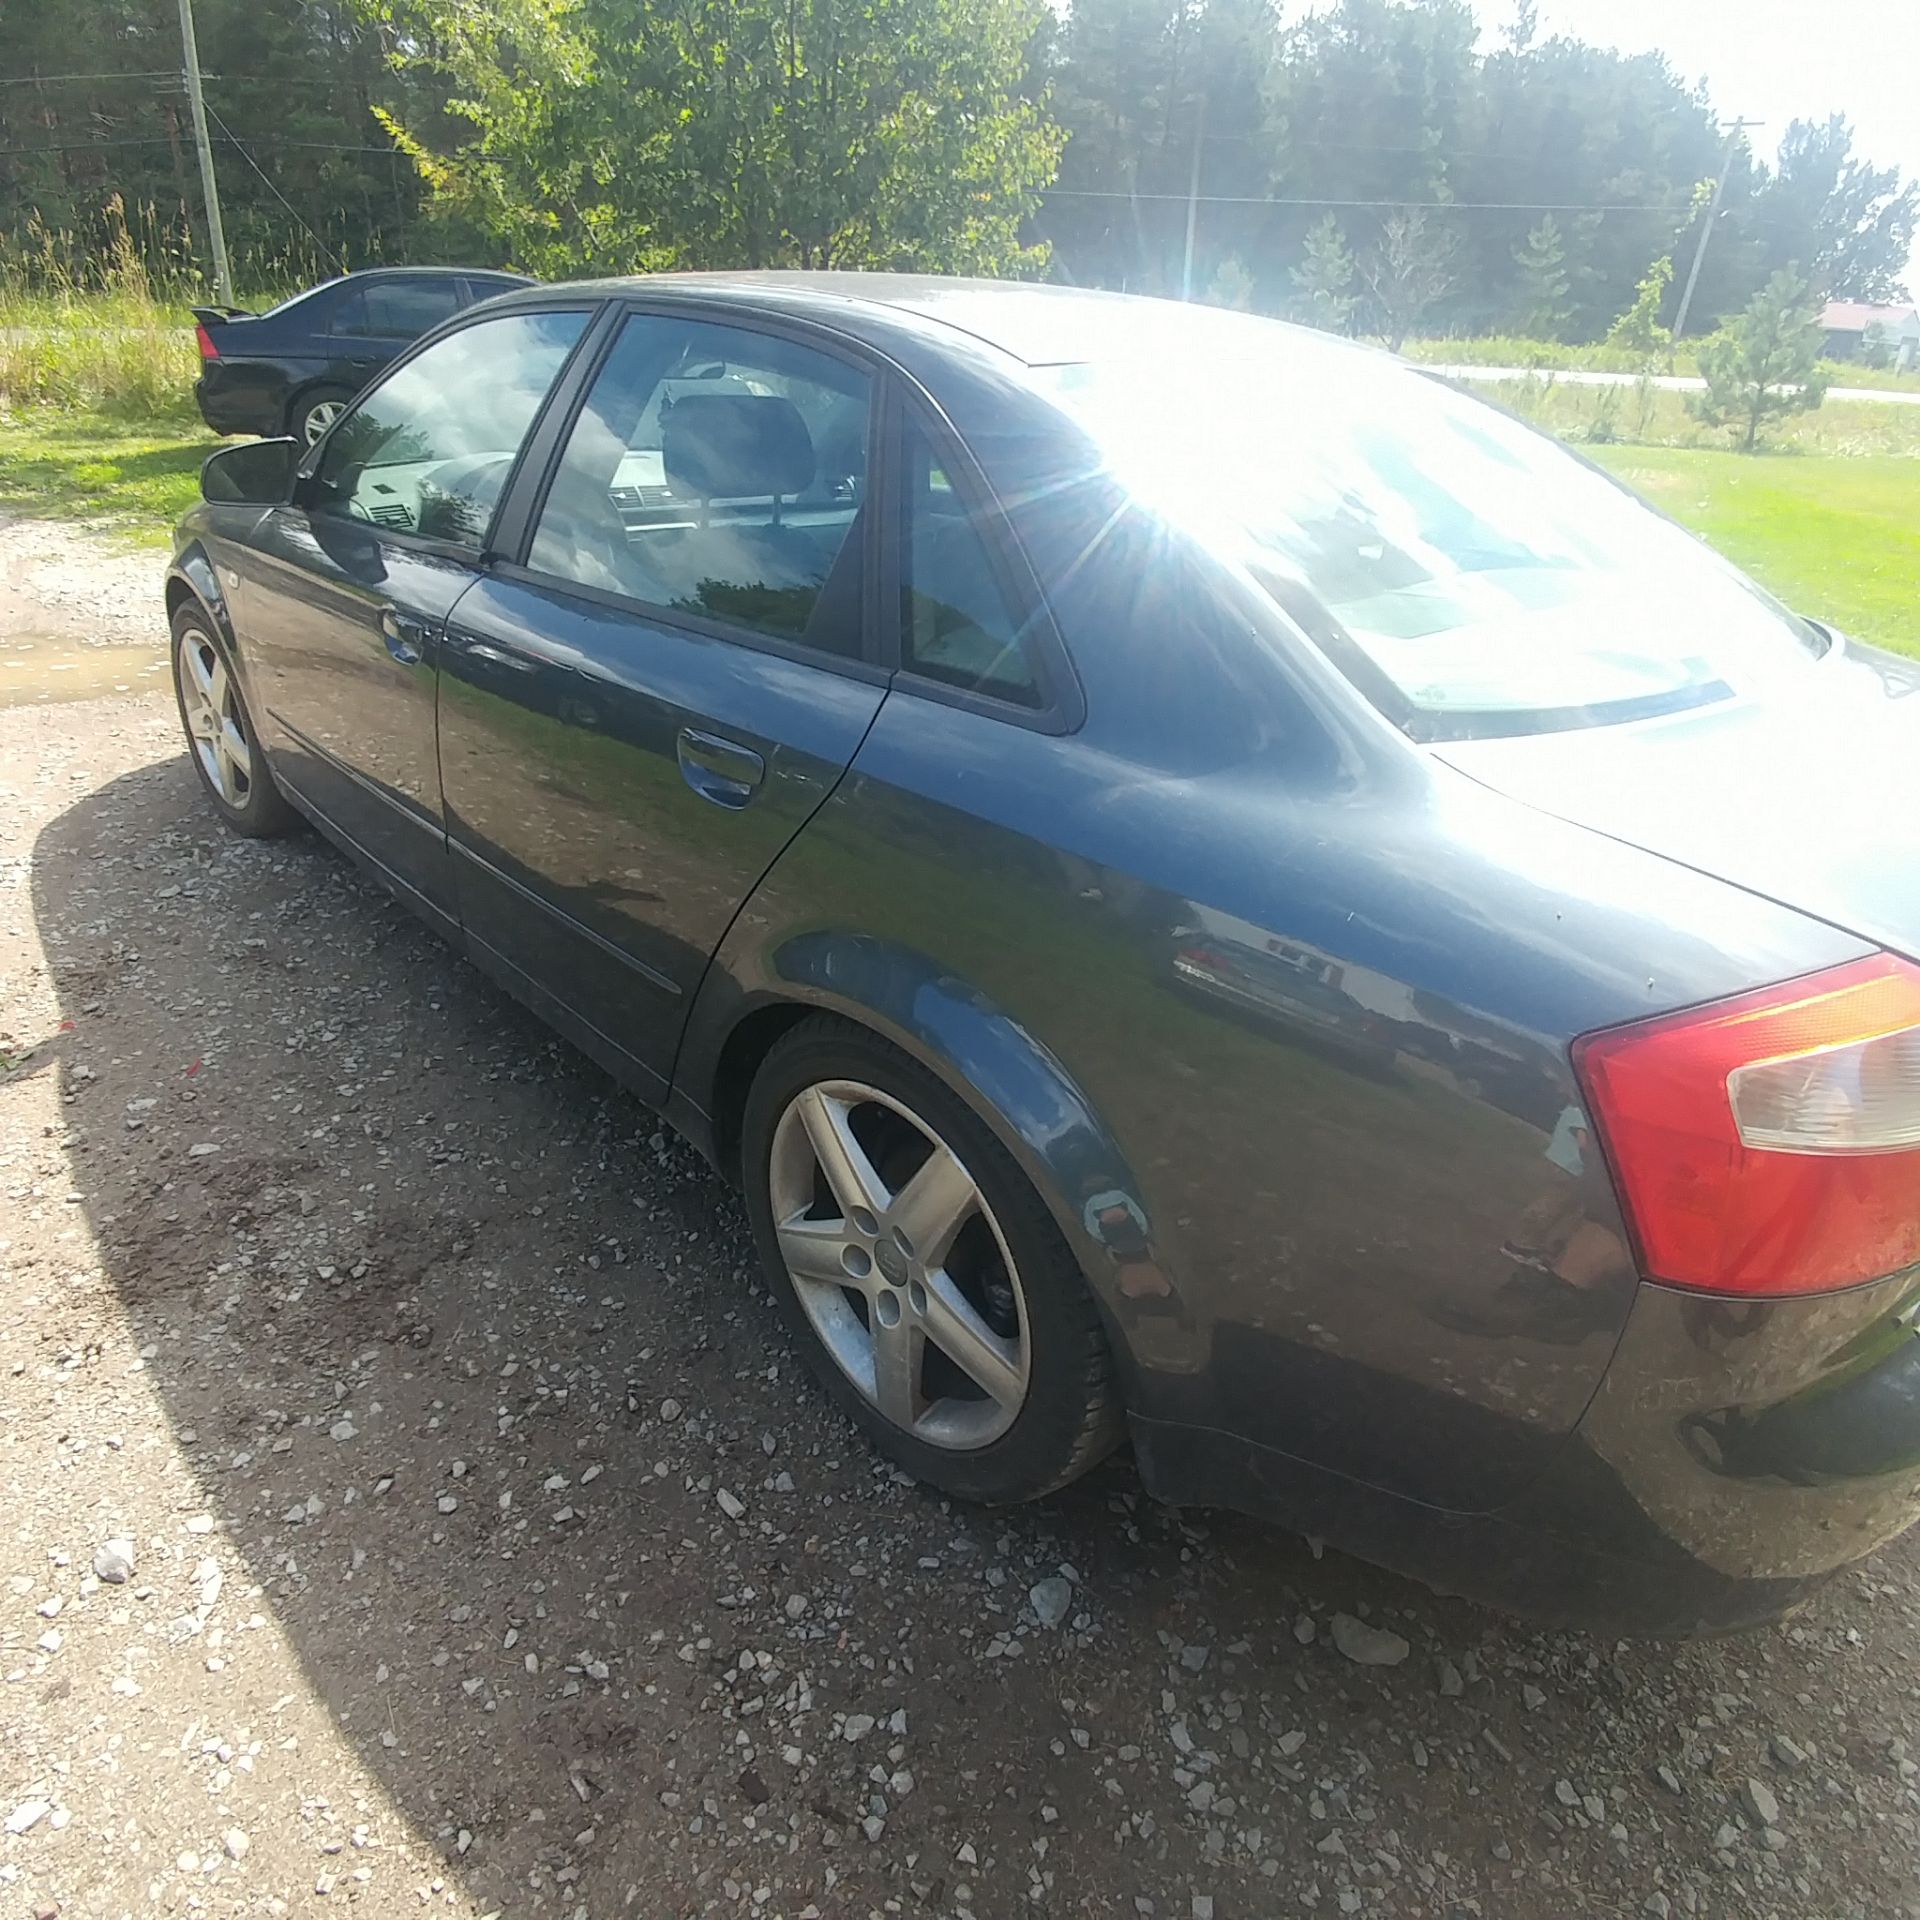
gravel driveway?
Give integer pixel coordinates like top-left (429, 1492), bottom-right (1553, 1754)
top-left (3, 516), bottom-right (1919, 1920)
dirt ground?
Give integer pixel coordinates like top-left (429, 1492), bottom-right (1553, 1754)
top-left (3, 511), bottom-right (1920, 1920)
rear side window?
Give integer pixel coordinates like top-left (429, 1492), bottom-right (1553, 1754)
top-left (332, 277), bottom-right (466, 340)
top-left (309, 309), bottom-right (588, 549)
top-left (527, 312), bottom-right (873, 658)
top-left (900, 413), bottom-right (1040, 708)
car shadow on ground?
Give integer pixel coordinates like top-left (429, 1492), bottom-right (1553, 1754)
top-left (29, 755), bottom-right (1829, 1917)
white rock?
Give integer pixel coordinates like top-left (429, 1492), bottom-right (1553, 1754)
top-left (224, 1827), bottom-right (250, 1861)
top-left (5, 1798), bottom-right (50, 1835)
top-left (1743, 1777), bottom-right (1782, 1828)
top-left (1329, 1613), bottom-right (1409, 1667)
top-left (1030, 1576), bottom-right (1073, 1628)
top-left (785, 1593), bottom-right (810, 1620)
top-left (716, 1488), bottom-right (747, 1521)
top-left (93, 1539), bottom-right (135, 1584)
top-left (843, 1714), bottom-right (876, 1741)
top-left (330, 1419), bottom-right (357, 1442)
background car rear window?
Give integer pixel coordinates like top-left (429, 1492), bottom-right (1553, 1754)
top-left (527, 313), bottom-right (872, 658)
top-left (901, 414), bottom-right (1040, 708)
top-left (309, 309), bottom-right (588, 550)
top-left (332, 277), bottom-right (465, 339)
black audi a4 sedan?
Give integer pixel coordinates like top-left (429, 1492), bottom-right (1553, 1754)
top-left (163, 274), bottom-right (1920, 1633)
top-left (192, 264), bottom-right (533, 445)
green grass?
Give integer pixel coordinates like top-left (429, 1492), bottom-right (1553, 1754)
top-left (1591, 447), bottom-right (1920, 658)
top-left (0, 410), bottom-right (217, 544)
top-left (1405, 333), bottom-right (1920, 394)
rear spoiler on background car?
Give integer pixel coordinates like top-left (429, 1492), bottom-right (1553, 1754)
top-left (189, 304), bottom-right (257, 362)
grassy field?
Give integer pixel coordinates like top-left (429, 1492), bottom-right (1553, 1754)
top-left (1588, 448), bottom-right (1920, 656)
top-left (0, 411), bottom-right (218, 542)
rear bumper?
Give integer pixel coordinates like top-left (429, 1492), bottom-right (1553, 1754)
top-left (1134, 1268), bottom-right (1920, 1635)
top-left (193, 368), bottom-right (277, 437)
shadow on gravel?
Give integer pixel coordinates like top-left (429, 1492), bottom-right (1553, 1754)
top-left (31, 756), bottom-right (1791, 1918)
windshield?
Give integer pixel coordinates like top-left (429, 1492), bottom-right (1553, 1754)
top-left (1038, 343), bottom-right (1823, 739)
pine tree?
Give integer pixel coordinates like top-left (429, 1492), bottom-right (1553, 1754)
top-left (1289, 215), bottom-right (1357, 334)
top-left (1692, 268), bottom-right (1830, 452)
top-left (1510, 215), bottom-right (1572, 338)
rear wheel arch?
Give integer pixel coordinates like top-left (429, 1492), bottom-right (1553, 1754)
top-left (683, 955), bottom-right (1175, 1394)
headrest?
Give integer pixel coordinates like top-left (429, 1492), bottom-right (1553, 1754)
top-left (663, 393), bottom-right (814, 499)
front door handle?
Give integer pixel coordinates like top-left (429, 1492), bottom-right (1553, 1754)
top-left (676, 727), bottom-right (765, 809)
top-left (379, 607), bottom-right (431, 665)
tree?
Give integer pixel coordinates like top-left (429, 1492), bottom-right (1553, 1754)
top-left (1289, 213), bottom-right (1356, 333)
top-left (1207, 254), bottom-right (1257, 310)
top-left (1691, 268), bottom-right (1830, 452)
top-left (1605, 254), bottom-right (1673, 357)
top-left (1510, 215), bottom-right (1571, 338)
top-left (361, 0), bottom-right (1063, 279)
top-left (1753, 115), bottom-right (1916, 302)
top-left (1361, 207), bottom-right (1457, 350)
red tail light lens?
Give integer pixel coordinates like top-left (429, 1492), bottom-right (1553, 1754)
top-left (1573, 954), bottom-right (1920, 1297)
top-left (194, 323), bottom-right (219, 361)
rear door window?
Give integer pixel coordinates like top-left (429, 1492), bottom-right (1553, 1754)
top-left (526, 312), bottom-right (873, 659)
top-left (332, 276), bottom-right (467, 341)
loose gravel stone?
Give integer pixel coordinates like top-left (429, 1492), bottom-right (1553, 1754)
top-left (1030, 1576), bottom-right (1073, 1628)
top-left (1329, 1613), bottom-right (1410, 1667)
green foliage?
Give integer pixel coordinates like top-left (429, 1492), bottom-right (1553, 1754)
top-left (362, 0), bottom-right (1062, 278)
top-left (1757, 115), bottom-right (1917, 302)
top-left (1509, 215), bottom-right (1571, 338)
top-left (0, 413), bottom-right (216, 541)
top-left (1691, 269), bottom-right (1831, 452)
top-left (1206, 254), bottom-right (1257, 311)
top-left (1289, 215), bottom-right (1356, 333)
top-left (1605, 255), bottom-right (1673, 359)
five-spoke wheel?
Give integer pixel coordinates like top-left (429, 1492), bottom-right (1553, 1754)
top-left (744, 1018), bottom-right (1122, 1503)
top-left (168, 606), bottom-right (295, 837)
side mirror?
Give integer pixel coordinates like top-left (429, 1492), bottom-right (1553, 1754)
top-left (201, 437), bottom-right (298, 506)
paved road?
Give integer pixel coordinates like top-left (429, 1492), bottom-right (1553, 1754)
top-left (1427, 364), bottom-right (1920, 407)
top-left (4, 516), bottom-right (1920, 1920)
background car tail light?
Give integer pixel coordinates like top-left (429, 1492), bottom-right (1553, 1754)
top-left (195, 323), bottom-right (220, 361)
top-left (1572, 954), bottom-right (1920, 1297)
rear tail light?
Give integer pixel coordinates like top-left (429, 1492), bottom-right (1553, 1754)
top-left (194, 323), bottom-right (219, 361)
top-left (1573, 954), bottom-right (1920, 1297)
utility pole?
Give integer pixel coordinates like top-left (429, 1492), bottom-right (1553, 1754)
top-left (176, 0), bottom-right (233, 304)
top-left (1181, 88), bottom-right (1207, 301)
top-left (1672, 117), bottom-right (1763, 344)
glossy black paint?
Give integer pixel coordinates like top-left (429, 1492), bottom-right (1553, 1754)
top-left (166, 272), bottom-right (1920, 1630)
top-left (191, 266), bottom-right (532, 438)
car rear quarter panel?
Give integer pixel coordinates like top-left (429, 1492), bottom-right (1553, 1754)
top-left (682, 472), bottom-right (1869, 1517)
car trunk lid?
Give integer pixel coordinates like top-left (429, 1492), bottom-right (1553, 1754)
top-left (1434, 637), bottom-right (1920, 964)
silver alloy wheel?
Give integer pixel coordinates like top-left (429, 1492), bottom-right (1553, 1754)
top-left (302, 398), bottom-right (345, 445)
top-left (768, 1079), bottom-right (1031, 1449)
top-left (175, 625), bottom-right (253, 808)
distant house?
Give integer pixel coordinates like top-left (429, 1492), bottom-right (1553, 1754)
top-left (1820, 300), bottom-right (1920, 372)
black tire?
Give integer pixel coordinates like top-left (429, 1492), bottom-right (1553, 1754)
top-left (288, 384), bottom-right (353, 449)
top-left (741, 1015), bottom-right (1123, 1503)
top-left (169, 604), bottom-right (297, 839)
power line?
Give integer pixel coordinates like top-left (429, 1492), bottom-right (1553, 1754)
top-left (200, 99), bottom-right (333, 261)
top-left (0, 70), bottom-right (184, 86)
top-left (1042, 190), bottom-right (1690, 212)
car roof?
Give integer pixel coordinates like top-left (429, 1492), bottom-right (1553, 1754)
top-left (341, 265), bottom-right (531, 281)
top-left (488, 270), bottom-right (1381, 372)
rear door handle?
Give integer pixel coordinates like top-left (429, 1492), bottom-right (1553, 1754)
top-left (676, 727), bottom-right (765, 809)
top-left (379, 607), bottom-right (431, 665)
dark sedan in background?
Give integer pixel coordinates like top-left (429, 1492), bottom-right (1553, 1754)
top-left (192, 264), bottom-right (531, 444)
top-left (164, 274), bottom-right (1920, 1634)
